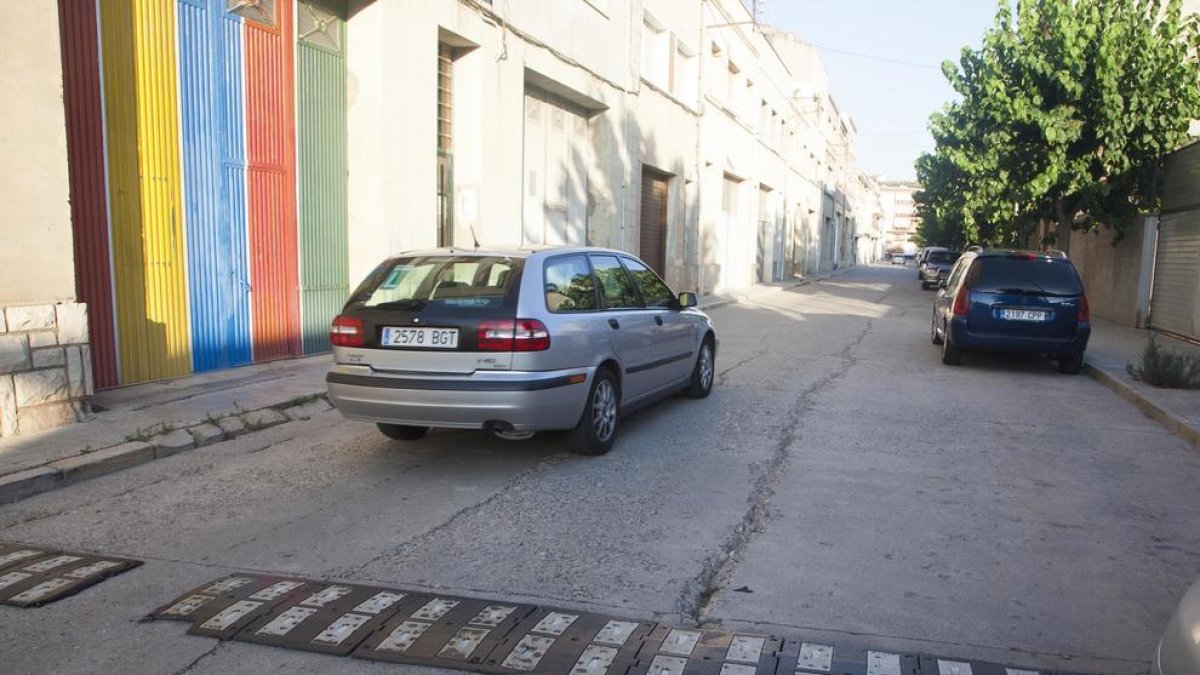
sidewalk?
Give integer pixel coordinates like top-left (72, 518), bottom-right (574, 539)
top-left (1085, 317), bottom-right (1200, 450)
top-left (0, 269), bottom-right (844, 506)
top-left (0, 355), bottom-right (333, 504)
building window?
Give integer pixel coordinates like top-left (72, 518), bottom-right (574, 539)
top-left (437, 43), bottom-right (455, 247)
top-left (227, 0), bottom-right (276, 26)
top-left (642, 14), bottom-right (670, 90)
top-left (297, 1), bottom-right (341, 50)
top-left (726, 61), bottom-right (739, 110)
top-left (672, 41), bottom-right (697, 106)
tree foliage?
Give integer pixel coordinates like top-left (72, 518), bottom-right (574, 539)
top-left (914, 0), bottom-right (1200, 248)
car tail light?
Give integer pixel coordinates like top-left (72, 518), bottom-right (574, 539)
top-left (1078, 294), bottom-right (1090, 322)
top-left (330, 315), bottom-right (365, 347)
top-left (952, 286), bottom-right (970, 317)
top-left (477, 319), bottom-right (551, 352)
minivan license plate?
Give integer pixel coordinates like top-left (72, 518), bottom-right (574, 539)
top-left (381, 327), bottom-right (459, 348)
top-left (999, 309), bottom-right (1048, 322)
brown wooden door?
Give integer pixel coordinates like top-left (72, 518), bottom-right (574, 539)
top-left (639, 168), bottom-right (669, 275)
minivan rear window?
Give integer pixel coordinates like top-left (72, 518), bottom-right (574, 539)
top-left (352, 256), bottom-right (522, 310)
top-left (965, 257), bottom-right (1083, 296)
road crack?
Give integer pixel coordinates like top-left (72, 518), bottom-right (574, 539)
top-left (171, 642), bottom-right (223, 675)
top-left (323, 455), bottom-right (567, 579)
top-left (678, 318), bottom-right (875, 627)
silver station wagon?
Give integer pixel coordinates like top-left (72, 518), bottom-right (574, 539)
top-left (325, 247), bottom-right (718, 455)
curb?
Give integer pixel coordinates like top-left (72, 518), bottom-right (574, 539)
top-left (1083, 360), bottom-right (1200, 451)
top-left (0, 393), bottom-right (333, 507)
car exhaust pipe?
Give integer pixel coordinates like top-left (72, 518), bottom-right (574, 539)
top-left (484, 420), bottom-right (535, 441)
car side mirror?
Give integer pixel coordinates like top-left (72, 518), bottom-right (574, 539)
top-left (677, 291), bottom-right (698, 309)
top-left (937, 279), bottom-right (948, 289)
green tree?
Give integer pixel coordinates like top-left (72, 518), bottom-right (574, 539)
top-left (915, 0), bottom-right (1200, 248)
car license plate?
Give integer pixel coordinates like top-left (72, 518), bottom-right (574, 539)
top-left (381, 327), bottom-right (459, 348)
top-left (999, 309), bottom-right (1048, 321)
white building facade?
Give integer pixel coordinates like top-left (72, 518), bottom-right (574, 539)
top-left (346, 0), bottom-right (873, 296)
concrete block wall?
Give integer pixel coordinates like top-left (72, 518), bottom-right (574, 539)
top-left (0, 302), bottom-right (93, 437)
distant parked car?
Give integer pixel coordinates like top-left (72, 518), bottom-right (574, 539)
top-left (931, 250), bottom-right (1090, 373)
top-left (920, 250), bottom-right (961, 289)
top-left (890, 253), bottom-right (906, 265)
top-left (325, 247), bottom-right (718, 455)
top-left (1154, 577), bottom-right (1200, 675)
top-left (916, 246), bottom-right (949, 279)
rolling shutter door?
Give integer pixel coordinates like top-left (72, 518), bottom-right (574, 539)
top-left (639, 169), bottom-right (668, 275)
top-left (1150, 213), bottom-right (1200, 338)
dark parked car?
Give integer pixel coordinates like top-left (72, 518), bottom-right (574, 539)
top-left (931, 250), bottom-right (1090, 373)
top-left (920, 250), bottom-right (960, 289)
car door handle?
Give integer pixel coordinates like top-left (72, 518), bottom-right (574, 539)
top-left (654, 315), bottom-right (663, 325)
top-left (608, 318), bottom-right (620, 329)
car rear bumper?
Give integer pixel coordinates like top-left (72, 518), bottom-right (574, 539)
top-left (948, 319), bottom-right (1090, 355)
top-left (325, 364), bottom-right (593, 431)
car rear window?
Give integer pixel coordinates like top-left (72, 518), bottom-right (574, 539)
top-left (927, 251), bottom-right (959, 264)
top-left (352, 256), bottom-right (522, 310)
top-left (965, 256), bottom-right (1083, 296)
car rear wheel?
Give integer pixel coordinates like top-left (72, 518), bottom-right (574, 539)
top-left (941, 325), bottom-right (962, 365)
top-left (683, 339), bottom-right (715, 399)
top-left (1058, 354), bottom-right (1083, 374)
top-left (377, 423), bottom-right (428, 441)
top-left (567, 369), bottom-right (619, 456)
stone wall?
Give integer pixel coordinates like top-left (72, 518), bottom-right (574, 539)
top-left (0, 302), bottom-right (93, 437)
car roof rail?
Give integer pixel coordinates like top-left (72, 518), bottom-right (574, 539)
top-left (1043, 249), bottom-right (1068, 258)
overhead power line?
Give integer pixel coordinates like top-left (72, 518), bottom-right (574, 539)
top-left (810, 44), bottom-right (942, 70)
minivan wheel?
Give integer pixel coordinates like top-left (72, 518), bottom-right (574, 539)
top-left (683, 339), bottom-right (715, 399)
top-left (377, 423), bottom-right (428, 441)
top-left (941, 327), bottom-right (962, 366)
top-left (567, 369), bottom-right (619, 456)
top-left (1058, 353), bottom-right (1083, 375)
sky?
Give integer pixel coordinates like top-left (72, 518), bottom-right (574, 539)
top-left (761, 0), bottom-right (1000, 182)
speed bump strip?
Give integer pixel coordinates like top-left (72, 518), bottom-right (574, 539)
top-left (0, 542), bottom-right (140, 607)
top-left (148, 573), bottom-right (1084, 675)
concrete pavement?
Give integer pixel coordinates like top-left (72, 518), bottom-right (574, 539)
top-left (0, 269), bottom-right (842, 506)
top-left (0, 265), bottom-right (1198, 675)
top-left (1084, 317), bottom-right (1200, 450)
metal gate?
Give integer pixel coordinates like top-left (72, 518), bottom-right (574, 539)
top-left (297, 1), bottom-right (349, 355)
top-left (522, 89), bottom-right (588, 247)
top-left (639, 168), bottom-right (669, 275)
top-left (1150, 143), bottom-right (1200, 339)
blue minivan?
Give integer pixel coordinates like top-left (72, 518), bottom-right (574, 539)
top-left (931, 250), bottom-right (1090, 373)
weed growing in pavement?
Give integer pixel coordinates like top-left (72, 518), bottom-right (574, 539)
top-left (1128, 337), bottom-right (1200, 389)
top-left (125, 422), bottom-right (173, 442)
top-left (277, 393), bottom-right (322, 409)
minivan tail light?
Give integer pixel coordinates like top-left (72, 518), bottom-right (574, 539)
top-left (1078, 294), bottom-right (1090, 322)
top-left (477, 319), bottom-right (551, 351)
top-left (330, 315), bottom-right (365, 347)
top-left (952, 286), bottom-right (970, 317)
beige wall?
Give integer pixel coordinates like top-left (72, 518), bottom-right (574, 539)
top-left (0, 6), bottom-right (74, 306)
top-left (1069, 222), bottom-right (1147, 327)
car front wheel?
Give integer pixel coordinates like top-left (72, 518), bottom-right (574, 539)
top-left (377, 423), bottom-right (428, 441)
top-left (931, 312), bottom-right (943, 345)
top-left (683, 339), bottom-right (715, 399)
top-left (567, 369), bottom-right (620, 455)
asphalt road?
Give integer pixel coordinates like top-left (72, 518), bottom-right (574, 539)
top-left (2, 264), bottom-right (1199, 675)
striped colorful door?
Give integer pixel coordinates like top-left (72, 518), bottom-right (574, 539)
top-left (296, 1), bottom-right (349, 354)
top-left (100, 0), bottom-right (192, 384)
top-left (244, 0), bottom-right (301, 362)
top-left (177, 0), bottom-right (252, 371)
top-left (58, 0), bottom-right (119, 389)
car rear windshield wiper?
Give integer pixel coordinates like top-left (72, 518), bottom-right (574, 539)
top-left (369, 299), bottom-right (427, 311)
